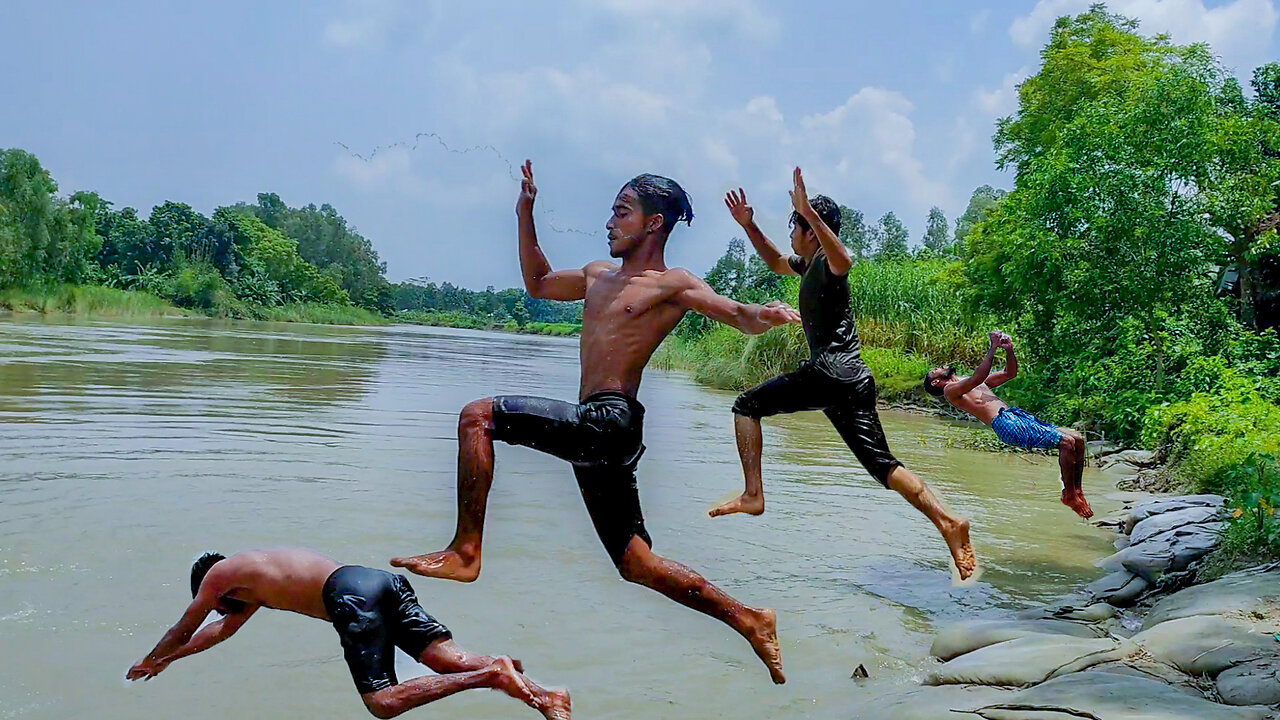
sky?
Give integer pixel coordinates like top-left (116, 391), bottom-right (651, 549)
top-left (3, 0), bottom-right (1279, 289)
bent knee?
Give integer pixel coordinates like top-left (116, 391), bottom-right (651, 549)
top-left (616, 539), bottom-right (656, 583)
top-left (363, 694), bottom-right (403, 720)
top-left (459, 398), bottom-right (494, 436)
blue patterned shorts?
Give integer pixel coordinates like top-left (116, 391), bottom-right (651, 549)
top-left (991, 407), bottom-right (1063, 450)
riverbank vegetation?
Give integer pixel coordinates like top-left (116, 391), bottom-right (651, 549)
top-left (0, 148), bottom-right (580, 331)
top-left (658, 6), bottom-right (1280, 563)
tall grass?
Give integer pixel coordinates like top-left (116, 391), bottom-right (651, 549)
top-left (397, 310), bottom-right (581, 336)
top-left (0, 285), bottom-right (185, 318)
top-left (237, 302), bottom-right (387, 325)
top-left (846, 260), bottom-right (991, 365)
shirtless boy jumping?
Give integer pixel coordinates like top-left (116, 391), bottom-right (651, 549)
top-left (391, 161), bottom-right (797, 684)
top-left (924, 333), bottom-right (1092, 519)
top-left (128, 548), bottom-right (570, 719)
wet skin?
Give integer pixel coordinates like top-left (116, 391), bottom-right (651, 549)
top-left (929, 337), bottom-right (1093, 520)
top-left (392, 160), bottom-right (793, 684)
top-left (127, 548), bottom-right (569, 719)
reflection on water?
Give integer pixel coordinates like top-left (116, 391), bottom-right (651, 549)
top-left (0, 316), bottom-right (1120, 719)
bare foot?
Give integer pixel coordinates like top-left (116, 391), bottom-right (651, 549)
top-left (389, 549), bottom-right (479, 582)
top-left (537, 688), bottom-right (572, 720)
top-left (940, 517), bottom-right (977, 580)
top-left (709, 492), bottom-right (764, 518)
top-left (486, 656), bottom-right (535, 705)
top-left (742, 607), bottom-right (785, 684)
top-left (1061, 488), bottom-right (1094, 519)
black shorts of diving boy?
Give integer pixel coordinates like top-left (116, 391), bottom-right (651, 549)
top-left (732, 360), bottom-right (902, 486)
top-left (323, 565), bottom-right (453, 694)
top-left (492, 391), bottom-right (652, 565)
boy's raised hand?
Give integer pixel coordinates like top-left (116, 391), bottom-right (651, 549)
top-left (724, 188), bottom-right (754, 228)
top-left (789, 167), bottom-right (812, 215)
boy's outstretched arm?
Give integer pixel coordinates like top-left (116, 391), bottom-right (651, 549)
top-left (724, 188), bottom-right (798, 276)
top-left (987, 334), bottom-right (1018, 388)
top-left (791, 168), bottom-right (853, 275)
top-left (673, 269), bottom-right (800, 334)
top-left (516, 159), bottom-right (591, 300)
top-left (943, 332), bottom-right (1004, 401)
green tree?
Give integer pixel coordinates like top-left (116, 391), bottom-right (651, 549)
top-left (874, 212), bottom-right (909, 261)
top-left (239, 193), bottom-right (390, 311)
top-left (922, 206), bottom-right (949, 254)
top-left (838, 205), bottom-right (869, 257)
top-left (214, 208), bottom-right (348, 305)
top-left (965, 5), bottom-right (1280, 435)
top-left (0, 148), bottom-right (99, 285)
top-left (953, 185), bottom-right (1006, 248)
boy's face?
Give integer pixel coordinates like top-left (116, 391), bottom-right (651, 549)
top-left (790, 222), bottom-right (817, 256)
top-left (928, 366), bottom-right (957, 389)
top-left (607, 188), bottom-right (657, 258)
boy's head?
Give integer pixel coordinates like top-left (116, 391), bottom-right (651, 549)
top-left (789, 195), bottom-right (841, 255)
top-left (190, 552), bottom-right (245, 615)
top-left (607, 174), bottom-right (694, 258)
top-left (923, 366), bottom-right (957, 397)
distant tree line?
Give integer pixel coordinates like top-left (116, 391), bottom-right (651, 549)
top-left (0, 149), bottom-right (580, 325)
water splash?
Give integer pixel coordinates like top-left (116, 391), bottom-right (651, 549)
top-left (336, 133), bottom-right (599, 237)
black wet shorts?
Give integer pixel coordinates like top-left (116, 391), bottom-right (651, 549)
top-left (492, 391), bottom-right (651, 566)
top-left (732, 364), bottom-right (902, 486)
top-left (322, 565), bottom-right (452, 695)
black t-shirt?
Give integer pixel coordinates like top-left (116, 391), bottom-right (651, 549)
top-left (787, 251), bottom-right (870, 382)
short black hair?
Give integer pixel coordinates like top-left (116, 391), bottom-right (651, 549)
top-left (623, 174), bottom-right (694, 234)
top-left (923, 371), bottom-right (945, 397)
top-left (790, 195), bottom-right (842, 237)
top-left (191, 552), bottom-right (225, 597)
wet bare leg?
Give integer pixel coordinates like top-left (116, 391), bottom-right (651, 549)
top-left (360, 656), bottom-right (540, 719)
top-left (1057, 430), bottom-right (1092, 519)
top-left (420, 642), bottom-right (568, 720)
top-left (710, 414), bottom-right (766, 517)
top-left (618, 537), bottom-right (784, 684)
top-left (886, 465), bottom-right (977, 580)
top-left (391, 398), bottom-right (493, 581)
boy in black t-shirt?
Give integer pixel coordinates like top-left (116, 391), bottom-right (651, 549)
top-left (709, 168), bottom-right (977, 581)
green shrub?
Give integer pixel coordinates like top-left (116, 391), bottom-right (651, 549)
top-left (166, 262), bottom-right (233, 310)
top-left (1217, 454), bottom-right (1280, 559)
top-left (1143, 389), bottom-right (1280, 488)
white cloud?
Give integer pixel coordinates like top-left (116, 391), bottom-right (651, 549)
top-left (330, 2), bottom-right (958, 264)
top-left (593, 0), bottom-right (779, 39)
top-left (974, 67), bottom-right (1031, 118)
top-left (1010, 0), bottom-right (1278, 73)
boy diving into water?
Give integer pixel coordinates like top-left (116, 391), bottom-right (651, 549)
top-left (707, 169), bottom-right (978, 581)
top-left (128, 548), bottom-right (570, 719)
top-left (924, 333), bottom-right (1092, 519)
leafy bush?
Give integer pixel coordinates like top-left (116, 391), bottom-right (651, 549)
top-left (166, 262), bottom-right (233, 310)
top-left (1218, 454), bottom-right (1280, 557)
top-left (1143, 389), bottom-right (1280, 486)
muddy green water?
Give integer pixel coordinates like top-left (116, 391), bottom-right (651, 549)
top-left (0, 317), bottom-right (1119, 719)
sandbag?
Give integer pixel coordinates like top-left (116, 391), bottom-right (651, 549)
top-left (1143, 566), bottom-right (1280, 629)
top-left (1132, 615), bottom-right (1278, 677)
top-left (1083, 570), bottom-right (1149, 606)
top-left (882, 685), bottom-right (1015, 720)
top-left (924, 635), bottom-right (1133, 687)
top-left (1216, 658), bottom-right (1280, 706)
top-left (1130, 505), bottom-right (1225, 544)
top-left (1016, 601), bottom-right (1116, 622)
top-left (930, 619), bottom-right (1105, 661)
top-left (1124, 494), bottom-right (1225, 534)
top-left (1097, 523), bottom-right (1220, 582)
top-left (967, 671), bottom-right (1272, 720)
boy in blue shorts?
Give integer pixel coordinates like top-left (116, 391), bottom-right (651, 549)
top-left (924, 332), bottom-right (1092, 519)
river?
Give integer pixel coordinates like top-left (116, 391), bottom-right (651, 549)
top-left (0, 317), bottom-right (1119, 719)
